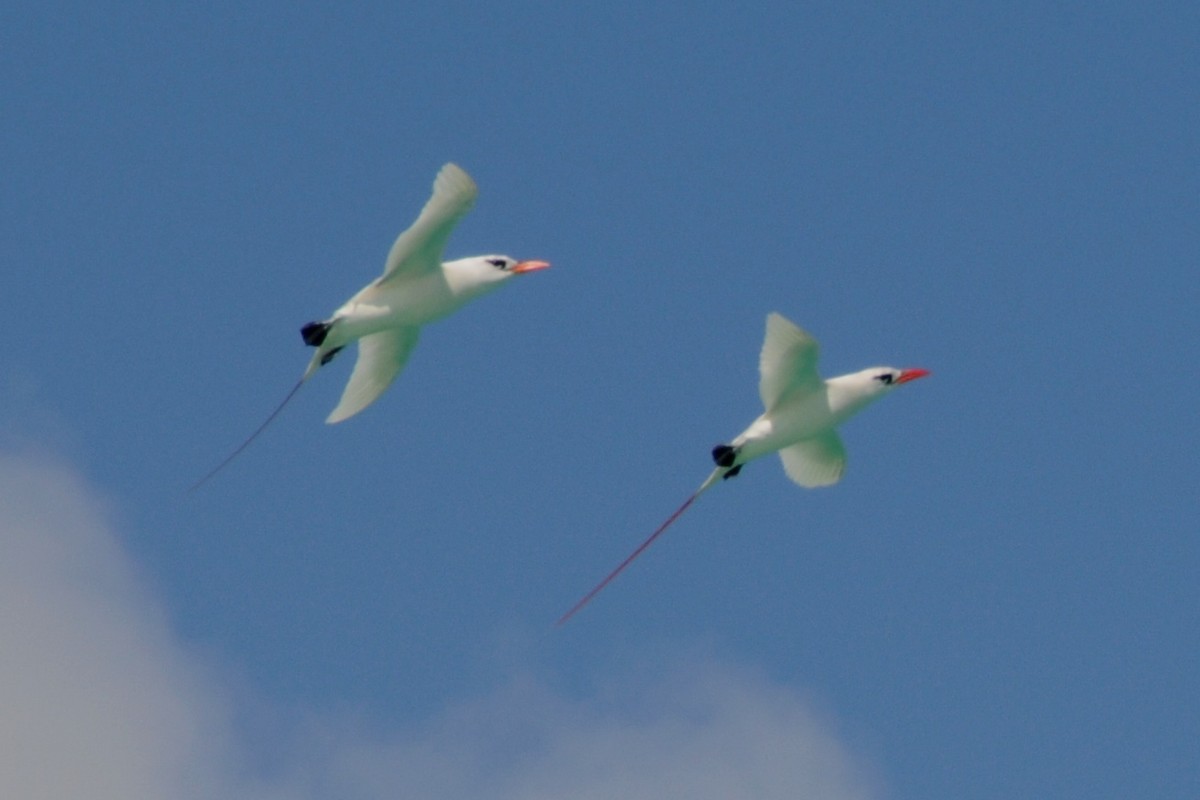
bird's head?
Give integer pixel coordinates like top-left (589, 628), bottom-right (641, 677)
top-left (445, 255), bottom-right (551, 296)
top-left (831, 365), bottom-right (930, 406)
top-left (866, 366), bottom-right (931, 394)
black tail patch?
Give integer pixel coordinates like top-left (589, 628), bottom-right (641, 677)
top-left (712, 444), bottom-right (737, 468)
top-left (319, 346), bottom-right (344, 366)
top-left (301, 321), bottom-right (331, 347)
top-left (722, 465), bottom-right (742, 480)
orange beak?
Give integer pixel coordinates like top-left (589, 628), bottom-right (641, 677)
top-left (895, 368), bottom-right (931, 384)
top-left (510, 259), bottom-right (551, 274)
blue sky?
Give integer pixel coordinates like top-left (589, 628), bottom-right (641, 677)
top-left (3, 2), bottom-right (1197, 797)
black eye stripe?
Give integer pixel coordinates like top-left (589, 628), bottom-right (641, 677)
top-left (875, 373), bottom-right (894, 385)
top-left (487, 258), bottom-right (507, 268)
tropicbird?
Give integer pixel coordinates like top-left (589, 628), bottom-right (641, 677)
top-left (192, 163), bottom-right (550, 490)
top-left (557, 312), bottom-right (928, 623)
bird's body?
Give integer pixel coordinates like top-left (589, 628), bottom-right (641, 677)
top-left (312, 269), bottom-right (454, 351)
top-left (742, 372), bottom-right (880, 453)
top-left (311, 257), bottom-right (502, 351)
top-left (192, 162), bottom-right (548, 489)
top-left (724, 383), bottom-right (847, 468)
top-left (557, 312), bottom-right (928, 623)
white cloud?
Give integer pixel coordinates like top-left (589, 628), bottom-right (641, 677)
top-left (0, 451), bottom-right (879, 800)
top-left (0, 454), bottom-right (236, 800)
top-left (322, 668), bottom-right (880, 800)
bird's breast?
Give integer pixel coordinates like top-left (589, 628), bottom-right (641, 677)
top-left (734, 394), bottom-right (840, 461)
top-left (336, 275), bottom-right (461, 329)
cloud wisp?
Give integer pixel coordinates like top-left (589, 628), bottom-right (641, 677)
top-left (0, 452), bottom-right (878, 800)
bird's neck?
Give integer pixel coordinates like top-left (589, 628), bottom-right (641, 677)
top-left (442, 261), bottom-right (502, 301)
top-left (823, 375), bottom-right (880, 424)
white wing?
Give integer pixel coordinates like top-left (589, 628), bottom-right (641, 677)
top-left (375, 163), bottom-right (478, 285)
top-left (759, 312), bottom-right (822, 411)
top-left (778, 431), bottom-right (846, 488)
top-left (326, 327), bottom-right (420, 424)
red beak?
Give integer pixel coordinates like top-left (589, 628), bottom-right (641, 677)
top-left (895, 368), bottom-right (931, 384)
top-left (510, 259), bottom-right (551, 274)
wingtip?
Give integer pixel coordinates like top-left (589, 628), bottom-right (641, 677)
top-left (438, 162), bottom-right (478, 195)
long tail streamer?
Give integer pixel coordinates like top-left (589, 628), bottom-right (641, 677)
top-left (188, 376), bottom-right (306, 492)
top-left (556, 492), bottom-right (700, 625)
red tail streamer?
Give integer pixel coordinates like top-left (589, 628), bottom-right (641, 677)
top-left (557, 492), bottom-right (698, 625)
top-left (189, 376), bottom-right (306, 492)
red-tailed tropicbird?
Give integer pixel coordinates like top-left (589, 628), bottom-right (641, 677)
top-left (192, 163), bottom-right (550, 490)
top-left (558, 312), bottom-right (928, 623)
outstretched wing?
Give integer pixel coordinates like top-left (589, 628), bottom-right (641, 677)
top-left (375, 163), bottom-right (478, 285)
top-left (777, 431), bottom-right (846, 488)
top-left (326, 327), bottom-right (420, 423)
top-left (759, 312), bottom-right (822, 411)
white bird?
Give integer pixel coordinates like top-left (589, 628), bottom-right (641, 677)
top-left (192, 163), bottom-right (550, 490)
top-left (557, 312), bottom-right (928, 624)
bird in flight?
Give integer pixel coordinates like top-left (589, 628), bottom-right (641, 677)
top-left (557, 312), bottom-right (929, 624)
top-left (192, 163), bottom-right (550, 490)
